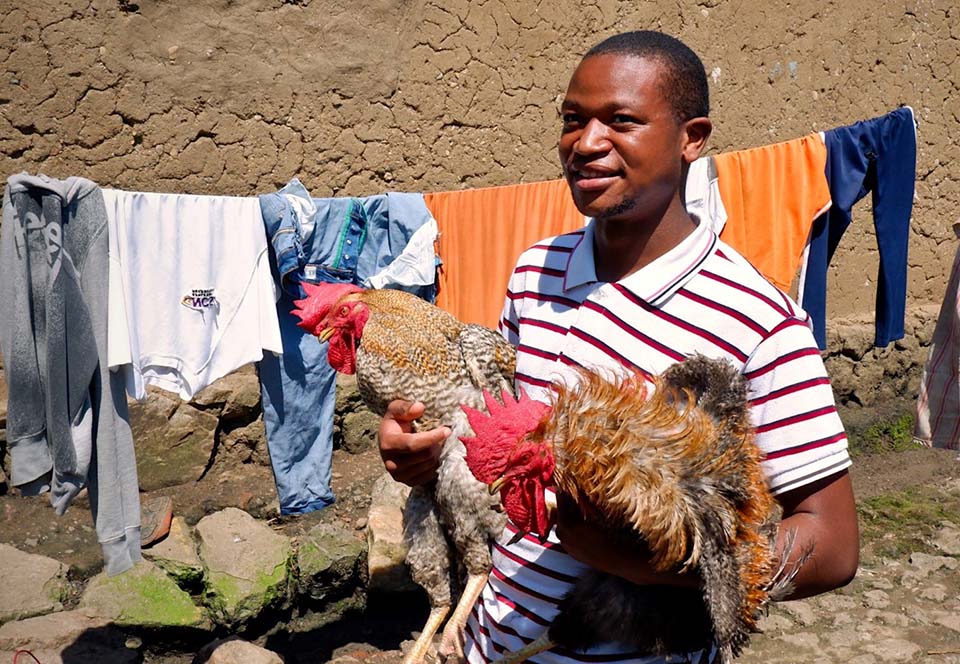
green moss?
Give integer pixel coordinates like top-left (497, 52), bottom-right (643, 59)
top-left (299, 541), bottom-right (334, 577)
top-left (44, 575), bottom-right (69, 603)
top-left (203, 559), bottom-right (291, 625)
top-left (88, 565), bottom-right (203, 627)
top-left (848, 413), bottom-right (922, 457)
top-left (858, 486), bottom-right (960, 559)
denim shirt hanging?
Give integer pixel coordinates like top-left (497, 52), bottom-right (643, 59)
top-left (257, 178), bottom-right (436, 514)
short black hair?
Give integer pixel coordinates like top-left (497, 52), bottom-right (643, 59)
top-left (584, 31), bottom-right (709, 123)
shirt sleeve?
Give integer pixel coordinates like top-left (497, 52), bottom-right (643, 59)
top-left (743, 315), bottom-right (852, 495)
top-left (497, 267), bottom-right (522, 346)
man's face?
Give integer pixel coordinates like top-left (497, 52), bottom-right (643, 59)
top-left (559, 53), bottom-right (688, 223)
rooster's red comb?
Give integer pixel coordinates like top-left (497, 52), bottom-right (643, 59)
top-left (460, 389), bottom-right (552, 484)
top-left (290, 282), bottom-right (364, 334)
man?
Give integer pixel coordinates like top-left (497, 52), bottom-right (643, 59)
top-left (380, 30), bottom-right (859, 663)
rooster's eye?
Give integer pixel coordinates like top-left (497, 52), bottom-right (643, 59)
top-left (339, 306), bottom-right (349, 316)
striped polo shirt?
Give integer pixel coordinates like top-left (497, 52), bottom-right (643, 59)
top-left (463, 218), bottom-right (850, 664)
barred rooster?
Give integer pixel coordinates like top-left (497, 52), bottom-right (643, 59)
top-left (292, 282), bottom-right (514, 664)
top-left (461, 356), bottom-right (799, 664)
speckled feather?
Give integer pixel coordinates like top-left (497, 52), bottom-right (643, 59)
top-left (342, 289), bottom-right (515, 601)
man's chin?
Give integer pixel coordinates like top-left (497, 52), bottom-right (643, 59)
top-left (581, 199), bottom-right (636, 222)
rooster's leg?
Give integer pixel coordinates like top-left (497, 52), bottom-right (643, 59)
top-left (403, 604), bottom-right (450, 664)
top-left (438, 572), bottom-right (488, 661)
top-left (491, 634), bottom-right (555, 664)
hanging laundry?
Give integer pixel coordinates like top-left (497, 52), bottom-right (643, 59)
top-left (102, 189), bottom-right (283, 401)
top-left (424, 179), bottom-right (586, 329)
top-left (713, 133), bottom-right (831, 293)
top-left (914, 221), bottom-right (960, 454)
top-left (798, 107), bottom-right (917, 349)
top-left (684, 156), bottom-right (728, 234)
top-left (258, 178), bottom-right (436, 515)
top-left (0, 173), bottom-right (141, 576)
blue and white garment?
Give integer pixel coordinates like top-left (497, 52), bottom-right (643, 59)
top-left (257, 178), bottom-right (436, 515)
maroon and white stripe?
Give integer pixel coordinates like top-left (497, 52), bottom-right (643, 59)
top-left (465, 220), bottom-right (848, 664)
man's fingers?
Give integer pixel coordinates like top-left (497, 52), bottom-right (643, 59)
top-left (380, 427), bottom-right (451, 454)
top-left (384, 399), bottom-right (425, 422)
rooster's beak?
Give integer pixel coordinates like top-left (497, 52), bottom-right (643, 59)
top-left (544, 491), bottom-right (557, 520)
top-left (488, 475), bottom-right (507, 495)
top-left (317, 327), bottom-right (335, 343)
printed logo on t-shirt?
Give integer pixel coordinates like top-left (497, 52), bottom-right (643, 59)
top-left (181, 288), bottom-right (219, 311)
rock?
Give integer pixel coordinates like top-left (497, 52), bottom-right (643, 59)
top-left (0, 543), bottom-right (69, 623)
top-left (907, 551), bottom-right (957, 576)
top-left (191, 367), bottom-right (262, 425)
top-left (933, 525), bottom-right (960, 555)
top-left (366, 473), bottom-right (416, 593)
top-left (755, 612), bottom-right (793, 632)
top-left (825, 627), bottom-right (860, 648)
top-left (335, 373), bottom-right (364, 413)
top-left (861, 638), bottom-right (921, 662)
top-left (196, 508), bottom-right (292, 626)
top-left (130, 391), bottom-right (218, 491)
top-left (935, 613), bottom-right (960, 633)
top-left (863, 589), bottom-right (891, 609)
top-left (848, 655), bottom-right (878, 664)
top-left (778, 631), bottom-right (820, 650)
top-left (0, 608), bottom-right (137, 664)
top-left (220, 416), bottom-right (270, 466)
top-left (334, 373), bottom-right (380, 453)
top-left (341, 410), bottom-right (380, 453)
top-left (868, 577), bottom-right (895, 590)
top-left (919, 583), bottom-right (947, 602)
top-left (816, 594), bottom-right (858, 612)
top-left (80, 559), bottom-right (206, 627)
top-left (298, 522), bottom-right (366, 602)
top-left (143, 516), bottom-right (204, 587)
top-left (197, 637), bottom-right (284, 663)
top-left (777, 599), bottom-right (818, 627)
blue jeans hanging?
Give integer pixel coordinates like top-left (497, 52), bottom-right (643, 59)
top-left (257, 178), bottom-right (435, 514)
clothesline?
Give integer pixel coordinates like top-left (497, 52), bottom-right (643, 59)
top-left (0, 106), bottom-right (921, 575)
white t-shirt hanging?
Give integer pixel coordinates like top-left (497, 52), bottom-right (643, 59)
top-left (103, 189), bottom-right (282, 400)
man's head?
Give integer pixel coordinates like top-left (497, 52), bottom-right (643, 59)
top-left (559, 31), bottom-right (712, 225)
top-left (585, 31), bottom-right (709, 124)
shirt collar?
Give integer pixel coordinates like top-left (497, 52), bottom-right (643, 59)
top-left (563, 216), bottom-right (717, 307)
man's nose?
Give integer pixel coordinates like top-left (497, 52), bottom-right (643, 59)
top-left (574, 118), bottom-right (612, 154)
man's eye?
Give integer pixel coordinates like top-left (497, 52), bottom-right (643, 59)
top-left (561, 113), bottom-right (581, 126)
top-left (611, 114), bottom-right (639, 125)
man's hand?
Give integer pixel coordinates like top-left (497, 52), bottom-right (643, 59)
top-left (378, 400), bottom-right (449, 486)
top-left (554, 494), bottom-right (699, 588)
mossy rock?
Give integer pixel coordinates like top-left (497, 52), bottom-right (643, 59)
top-left (80, 560), bottom-right (206, 628)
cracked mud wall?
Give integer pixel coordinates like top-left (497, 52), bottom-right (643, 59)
top-left (1, 0), bottom-right (957, 405)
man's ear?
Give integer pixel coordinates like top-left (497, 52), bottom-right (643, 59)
top-left (681, 117), bottom-right (713, 164)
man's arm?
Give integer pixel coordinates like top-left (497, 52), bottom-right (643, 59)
top-left (773, 469), bottom-right (859, 599)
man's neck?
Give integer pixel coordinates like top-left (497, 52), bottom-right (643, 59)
top-left (592, 201), bottom-right (697, 283)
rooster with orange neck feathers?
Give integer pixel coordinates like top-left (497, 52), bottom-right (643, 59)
top-left (461, 356), bottom-right (800, 664)
top-left (292, 282), bottom-right (515, 664)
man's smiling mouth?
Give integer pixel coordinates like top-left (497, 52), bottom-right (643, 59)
top-left (570, 166), bottom-right (622, 190)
